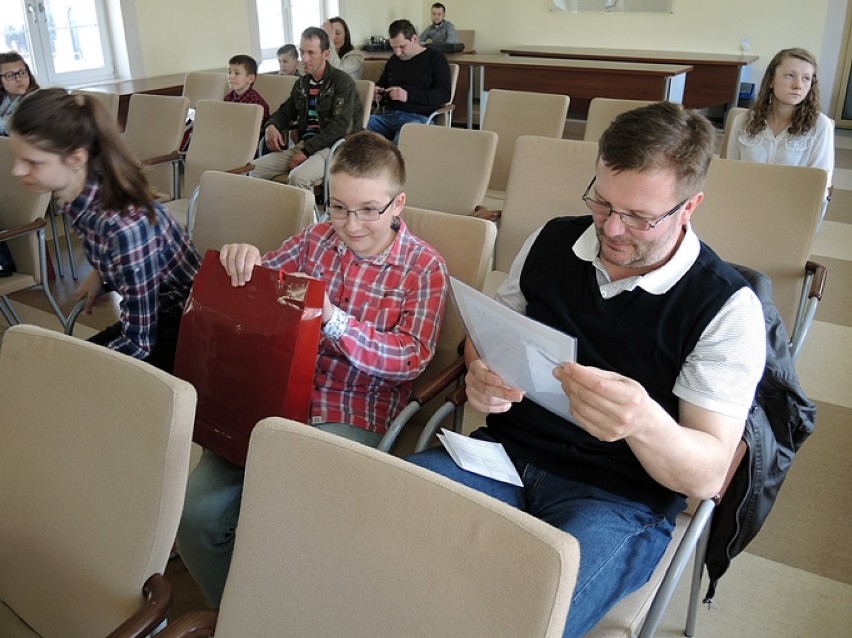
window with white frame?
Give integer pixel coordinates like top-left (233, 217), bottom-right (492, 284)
top-left (254, 0), bottom-right (340, 60)
top-left (2, 0), bottom-right (115, 84)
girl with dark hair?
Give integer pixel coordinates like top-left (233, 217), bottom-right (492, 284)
top-left (8, 88), bottom-right (200, 372)
top-left (323, 17), bottom-right (364, 80)
top-left (0, 51), bottom-right (39, 136)
top-left (725, 48), bottom-right (834, 202)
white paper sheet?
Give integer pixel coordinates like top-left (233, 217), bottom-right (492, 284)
top-left (449, 277), bottom-right (578, 421)
top-left (437, 428), bottom-right (523, 486)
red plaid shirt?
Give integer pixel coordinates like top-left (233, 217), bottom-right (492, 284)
top-left (224, 86), bottom-right (270, 126)
top-left (261, 220), bottom-right (448, 432)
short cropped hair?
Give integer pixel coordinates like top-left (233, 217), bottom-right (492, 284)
top-left (388, 19), bottom-right (417, 40)
top-left (330, 131), bottom-right (406, 196)
top-left (276, 44), bottom-right (297, 60)
top-left (301, 26), bottom-right (330, 51)
top-left (228, 54), bottom-right (258, 77)
top-left (432, 3), bottom-right (446, 11)
top-left (598, 101), bottom-right (715, 199)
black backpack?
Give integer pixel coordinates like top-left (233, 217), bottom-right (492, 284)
top-left (0, 241), bottom-right (15, 278)
top-left (702, 264), bottom-right (817, 601)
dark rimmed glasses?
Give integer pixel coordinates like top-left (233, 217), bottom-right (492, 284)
top-left (582, 176), bottom-right (688, 231)
top-left (325, 194), bottom-right (400, 221)
top-left (1, 69), bottom-right (29, 81)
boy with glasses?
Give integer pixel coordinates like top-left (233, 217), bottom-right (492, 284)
top-left (177, 131), bottom-right (448, 607)
top-left (406, 101), bottom-right (766, 637)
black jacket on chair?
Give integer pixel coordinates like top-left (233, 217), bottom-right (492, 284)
top-left (703, 264), bottom-right (817, 601)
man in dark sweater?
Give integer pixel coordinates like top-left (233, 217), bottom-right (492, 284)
top-left (407, 102), bottom-right (766, 637)
top-left (367, 19), bottom-right (451, 144)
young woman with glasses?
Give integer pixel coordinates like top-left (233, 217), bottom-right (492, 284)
top-left (0, 51), bottom-right (39, 136)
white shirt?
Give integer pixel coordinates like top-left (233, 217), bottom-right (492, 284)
top-left (725, 111), bottom-right (834, 195)
top-left (495, 222), bottom-right (766, 420)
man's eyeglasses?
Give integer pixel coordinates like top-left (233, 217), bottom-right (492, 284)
top-left (582, 176), bottom-right (688, 231)
top-left (325, 195), bottom-right (399, 221)
top-left (1, 69), bottom-right (29, 81)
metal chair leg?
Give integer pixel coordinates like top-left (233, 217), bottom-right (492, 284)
top-left (60, 212), bottom-right (78, 280)
top-left (47, 199), bottom-right (65, 278)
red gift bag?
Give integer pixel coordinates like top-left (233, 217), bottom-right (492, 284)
top-left (174, 249), bottom-right (325, 467)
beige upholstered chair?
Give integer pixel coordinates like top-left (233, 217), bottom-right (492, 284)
top-left (479, 89), bottom-right (570, 210)
top-left (70, 88), bottom-right (120, 122)
top-left (425, 63), bottom-right (460, 127)
top-left (397, 123), bottom-right (498, 215)
top-left (456, 29), bottom-right (476, 52)
top-left (377, 205), bottom-right (497, 453)
top-left (361, 59), bottom-right (385, 84)
top-left (0, 137), bottom-right (74, 333)
top-left (484, 135), bottom-right (600, 294)
top-left (160, 100), bottom-right (264, 232)
top-left (182, 71), bottom-right (227, 108)
top-left (123, 94), bottom-right (191, 200)
top-left (694, 157), bottom-right (828, 360)
top-left (252, 73), bottom-right (298, 112)
top-left (718, 106), bottom-right (749, 158)
top-left (0, 325), bottom-right (197, 638)
top-left (189, 170), bottom-right (315, 256)
top-left (582, 97), bottom-right (654, 143)
top-left (158, 417), bottom-right (580, 638)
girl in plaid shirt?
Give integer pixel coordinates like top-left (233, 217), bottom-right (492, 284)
top-left (178, 131), bottom-right (449, 607)
top-left (9, 88), bottom-right (200, 372)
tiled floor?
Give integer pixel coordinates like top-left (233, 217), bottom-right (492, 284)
top-left (2, 125), bottom-right (850, 636)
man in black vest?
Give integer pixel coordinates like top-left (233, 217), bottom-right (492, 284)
top-left (408, 102), bottom-right (767, 637)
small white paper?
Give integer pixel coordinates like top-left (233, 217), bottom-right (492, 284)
top-left (438, 429), bottom-right (523, 487)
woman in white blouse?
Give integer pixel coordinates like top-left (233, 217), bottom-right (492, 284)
top-left (726, 48), bottom-right (834, 212)
top-left (323, 17), bottom-right (364, 81)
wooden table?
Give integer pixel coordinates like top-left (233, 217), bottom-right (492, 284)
top-left (448, 54), bottom-right (692, 127)
top-left (500, 46), bottom-right (757, 112)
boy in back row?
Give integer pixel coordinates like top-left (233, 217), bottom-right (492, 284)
top-left (224, 54), bottom-right (270, 126)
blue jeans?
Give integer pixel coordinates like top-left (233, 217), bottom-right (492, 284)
top-left (367, 110), bottom-right (430, 144)
top-left (406, 447), bottom-right (675, 638)
top-left (176, 423), bottom-right (382, 607)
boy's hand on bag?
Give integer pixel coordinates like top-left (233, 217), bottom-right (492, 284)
top-left (220, 244), bottom-right (262, 287)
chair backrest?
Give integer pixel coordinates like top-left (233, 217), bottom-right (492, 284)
top-left (361, 59), bottom-right (385, 84)
top-left (481, 89), bottom-right (570, 193)
top-left (718, 106), bottom-right (749, 158)
top-left (494, 136), bottom-right (599, 278)
top-left (456, 29), bottom-right (476, 51)
top-left (397, 123), bottom-right (498, 215)
top-left (191, 171), bottom-right (315, 256)
top-left (429, 63), bottom-right (460, 127)
top-left (582, 98), bottom-right (654, 143)
top-left (123, 93), bottom-right (190, 162)
top-left (214, 417), bottom-right (579, 638)
top-left (0, 325), bottom-right (196, 638)
top-left (184, 100), bottom-right (264, 196)
top-left (693, 157), bottom-right (827, 332)
top-left (70, 88), bottom-right (120, 122)
top-left (0, 136), bottom-right (50, 287)
top-left (354, 79), bottom-right (375, 128)
top-left (182, 71), bottom-right (227, 108)
top-left (252, 73), bottom-right (298, 112)
top-left (400, 206), bottom-right (496, 416)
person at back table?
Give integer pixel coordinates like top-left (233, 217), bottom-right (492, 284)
top-left (177, 130), bottom-right (449, 608)
top-left (224, 54), bottom-right (270, 126)
top-left (252, 27), bottom-right (363, 189)
top-left (725, 48), bottom-right (833, 210)
top-left (420, 2), bottom-right (457, 44)
top-left (406, 101), bottom-right (766, 637)
top-left (368, 19), bottom-right (451, 144)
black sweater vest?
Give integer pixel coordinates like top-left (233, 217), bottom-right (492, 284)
top-left (481, 216), bottom-right (747, 521)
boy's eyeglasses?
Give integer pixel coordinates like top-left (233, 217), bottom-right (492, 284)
top-left (325, 195), bottom-right (399, 221)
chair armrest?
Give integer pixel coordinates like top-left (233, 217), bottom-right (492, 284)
top-left (473, 206), bottom-right (501, 221)
top-left (0, 219), bottom-right (46, 242)
top-left (805, 260), bottom-right (827, 301)
top-left (409, 356), bottom-right (467, 406)
top-left (153, 610), bottom-right (219, 638)
top-left (105, 573), bottom-right (173, 638)
top-left (138, 151), bottom-right (182, 167)
top-left (225, 163), bottom-right (255, 175)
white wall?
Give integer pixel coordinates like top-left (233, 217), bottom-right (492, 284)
top-left (118, 0), bottom-right (849, 113)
